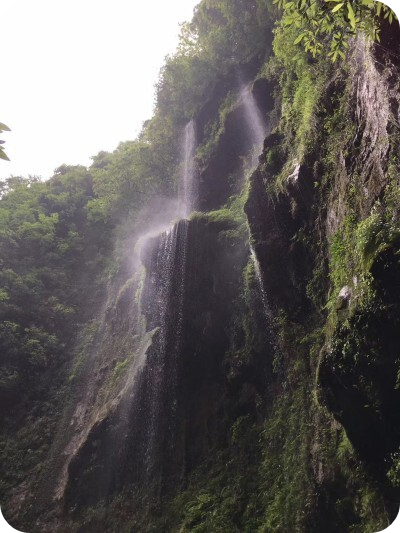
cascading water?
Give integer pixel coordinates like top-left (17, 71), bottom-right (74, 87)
top-left (239, 82), bottom-right (271, 318)
top-left (28, 72), bottom-right (275, 523)
top-left (108, 120), bottom-right (196, 488)
top-left (239, 82), bottom-right (268, 168)
top-left (60, 122), bottom-right (198, 506)
top-left (63, 219), bottom-right (190, 504)
top-left (180, 119), bottom-right (198, 217)
top-left (138, 220), bottom-right (189, 482)
top-left (234, 78), bottom-right (274, 328)
top-left (63, 98), bottom-right (271, 508)
top-left (108, 122), bottom-right (196, 490)
top-left (250, 243), bottom-right (272, 325)
top-left (114, 119), bottom-right (197, 488)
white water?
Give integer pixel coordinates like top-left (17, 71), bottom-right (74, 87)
top-left (240, 80), bottom-right (271, 320)
top-left (239, 83), bottom-right (268, 168)
top-left (250, 243), bottom-right (271, 325)
top-left (142, 220), bottom-right (189, 477)
top-left (180, 119), bottom-right (198, 217)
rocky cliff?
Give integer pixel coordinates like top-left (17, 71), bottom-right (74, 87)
top-left (2, 5), bottom-right (400, 533)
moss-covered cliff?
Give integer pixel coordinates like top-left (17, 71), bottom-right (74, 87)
top-left (1, 2), bottom-right (400, 532)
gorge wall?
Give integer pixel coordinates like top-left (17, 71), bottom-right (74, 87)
top-left (1, 3), bottom-right (400, 533)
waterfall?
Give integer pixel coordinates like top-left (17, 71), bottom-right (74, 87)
top-left (239, 81), bottom-right (270, 320)
top-left (60, 101), bottom-right (272, 504)
top-left (124, 119), bottom-right (198, 485)
top-left (120, 120), bottom-right (197, 482)
top-left (55, 121), bottom-right (198, 506)
top-left (239, 83), bottom-right (268, 168)
top-left (139, 220), bottom-right (188, 480)
top-left (250, 243), bottom-right (271, 324)
top-left (63, 220), bottom-right (190, 506)
top-left (180, 119), bottom-right (198, 217)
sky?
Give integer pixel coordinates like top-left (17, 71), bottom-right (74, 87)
top-left (0, 0), bottom-right (199, 181)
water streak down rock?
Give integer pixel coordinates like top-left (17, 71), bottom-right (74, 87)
top-left (139, 220), bottom-right (189, 487)
top-left (239, 82), bottom-right (268, 168)
top-left (180, 120), bottom-right (198, 217)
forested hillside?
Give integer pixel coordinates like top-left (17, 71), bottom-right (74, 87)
top-left (1, 1), bottom-right (400, 532)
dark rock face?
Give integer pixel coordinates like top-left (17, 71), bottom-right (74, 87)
top-left (199, 104), bottom-right (258, 210)
top-left (319, 240), bottom-right (400, 496)
top-left (198, 78), bottom-right (274, 212)
top-left (245, 138), bottom-right (315, 314)
top-left (243, 31), bottom-right (400, 526)
top-left (315, 37), bottom-right (400, 502)
top-left (65, 217), bottom-right (249, 509)
top-left (195, 57), bottom-right (271, 147)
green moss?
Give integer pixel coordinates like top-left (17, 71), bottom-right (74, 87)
top-left (326, 208), bottom-right (400, 327)
top-left (112, 358), bottom-right (129, 379)
top-left (166, 416), bottom-right (264, 533)
top-left (197, 91), bottom-right (237, 166)
top-left (387, 451), bottom-right (400, 488)
top-left (190, 191), bottom-right (248, 244)
top-left (258, 383), bottom-right (314, 532)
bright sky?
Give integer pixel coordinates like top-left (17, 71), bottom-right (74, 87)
top-left (0, 0), bottom-right (199, 180)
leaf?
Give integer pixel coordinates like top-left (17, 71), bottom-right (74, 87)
top-left (347, 2), bottom-right (356, 29)
top-left (294, 33), bottom-right (305, 44)
top-left (332, 3), bottom-right (344, 12)
top-left (0, 149), bottom-right (10, 161)
top-left (0, 123), bottom-right (10, 132)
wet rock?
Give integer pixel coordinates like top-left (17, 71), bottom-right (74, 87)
top-left (336, 286), bottom-right (352, 311)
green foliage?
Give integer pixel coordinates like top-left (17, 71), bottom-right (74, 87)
top-left (327, 206), bottom-right (400, 319)
top-left (267, 23), bottom-right (332, 165)
top-left (274, 0), bottom-right (397, 61)
top-left (259, 388), bottom-right (313, 531)
top-left (190, 191), bottom-right (247, 242)
top-left (156, 0), bottom-right (273, 121)
top-left (356, 208), bottom-right (400, 271)
top-left (197, 91), bottom-right (237, 165)
top-left (0, 169), bottom-right (113, 433)
top-left (387, 451), bottom-right (400, 487)
top-left (328, 214), bottom-right (357, 294)
top-left (168, 416), bottom-right (264, 533)
top-left (189, 0), bottom-right (272, 65)
top-left (89, 139), bottom-right (173, 225)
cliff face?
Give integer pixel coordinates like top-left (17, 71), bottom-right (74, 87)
top-left (245, 32), bottom-right (400, 531)
top-left (2, 10), bottom-right (400, 533)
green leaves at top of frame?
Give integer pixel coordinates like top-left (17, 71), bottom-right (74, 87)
top-left (276, 0), bottom-right (397, 62)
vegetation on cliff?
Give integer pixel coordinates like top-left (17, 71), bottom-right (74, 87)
top-left (0, 1), bottom-right (399, 532)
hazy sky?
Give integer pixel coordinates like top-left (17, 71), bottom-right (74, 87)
top-left (0, 0), bottom-right (199, 181)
